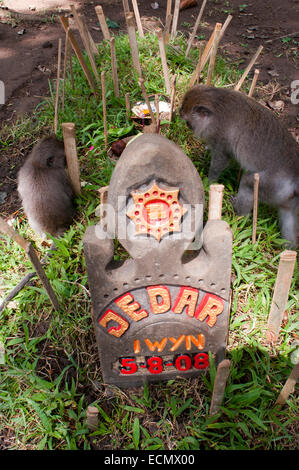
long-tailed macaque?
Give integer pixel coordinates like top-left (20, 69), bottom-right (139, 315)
top-left (180, 85), bottom-right (299, 247)
top-left (17, 136), bottom-right (75, 237)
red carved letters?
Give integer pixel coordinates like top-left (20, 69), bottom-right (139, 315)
top-left (99, 286), bottom-right (224, 336)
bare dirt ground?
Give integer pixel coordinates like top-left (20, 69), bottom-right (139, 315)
top-left (0, 0), bottom-right (298, 216)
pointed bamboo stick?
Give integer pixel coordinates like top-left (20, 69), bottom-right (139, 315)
top-left (86, 406), bottom-right (99, 431)
top-left (110, 37), bottom-right (119, 97)
top-left (0, 217), bottom-right (60, 310)
top-left (54, 38), bottom-right (62, 135)
top-left (80, 13), bottom-right (98, 56)
top-left (210, 360), bottom-right (231, 416)
top-left (95, 5), bottom-right (111, 41)
top-left (208, 184), bottom-right (224, 220)
top-left (234, 45), bottom-right (263, 91)
top-left (155, 94), bottom-right (160, 132)
top-left (62, 27), bottom-right (69, 110)
top-left (206, 22), bottom-right (222, 86)
top-left (169, 74), bottom-right (177, 122)
top-left (185, 0), bottom-right (207, 57)
top-left (189, 16), bottom-right (232, 87)
top-left (125, 92), bottom-right (130, 121)
top-left (126, 12), bottom-right (142, 77)
top-left (166, 0), bottom-right (172, 21)
top-left (275, 364), bottom-right (299, 407)
top-left (252, 173), bottom-right (260, 244)
top-left (132, 0), bottom-right (144, 38)
top-left (60, 16), bottom-right (98, 95)
top-left (122, 0), bottom-right (130, 15)
top-left (171, 0), bottom-right (180, 40)
top-left (62, 122), bottom-right (81, 196)
top-left (71, 5), bottom-right (100, 82)
top-left (78, 13), bottom-right (100, 81)
top-left (266, 250), bottom-right (297, 343)
top-left (101, 71), bottom-right (108, 147)
top-left (156, 28), bottom-right (171, 95)
top-left (164, 13), bottom-right (172, 44)
top-left (248, 69), bottom-right (260, 97)
top-left (138, 77), bottom-right (157, 127)
top-left (189, 23), bottom-right (219, 87)
top-left (164, 0), bottom-right (172, 43)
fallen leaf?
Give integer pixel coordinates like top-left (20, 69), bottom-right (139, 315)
top-left (267, 100), bottom-right (285, 111)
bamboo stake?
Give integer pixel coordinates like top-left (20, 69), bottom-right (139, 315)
top-left (125, 92), bottom-right (130, 121)
top-left (0, 271), bottom-right (36, 314)
top-left (110, 37), bottom-right (119, 97)
top-left (54, 38), bottom-right (62, 135)
top-left (62, 123), bottom-right (81, 196)
top-left (164, 13), bottom-right (172, 44)
top-left (86, 406), bottom-right (99, 431)
top-left (156, 28), bottom-right (171, 95)
top-left (234, 45), bottom-right (263, 91)
top-left (266, 250), bottom-right (297, 342)
top-left (95, 5), bottom-right (111, 41)
top-left (185, 0), bottom-right (207, 57)
top-left (0, 216), bottom-right (29, 251)
top-left (101, 71), bottom-right (108, 147)
top-left (122, 0), bottom-right (130, 15)
top-left (78, 14), bottom-right (100, 81)
top-left (206, 22), bottom-right (222, 86)
top-left (166, 0), bottom-right (172, 21)
top-left (71, 5), bottom-right (100, 82)
top-left (0, 217), bottom-right (60, 310)
top-left (78, 13), bottom-right (98, 58)
top-left (132, 0), bottom-right (144, 38)
top-left (169, 74), bottom-right (177, 122)
top-left (248, 68), bottom-right (260, 97)
top-left (80, 14), bottom-right (98, 56)
top-left (208, 184), bottom-right (224, 220)
top-left (189, 17), bottom-right (232, 87)
top-left (138, 77), bottom-right (157, 128)
top-left (189, 23), bottom-right (219, 87)
top-left (68, 37), bottom-right (74, 89)
top-left (171, 0), bottom-right (180, 40)
top-left (62, 27), bottom-right (69, 110)
top-left (60, 16), bottom-right (98, 95)
top-left (218, 14), bottom-right (233, 42)
top-left (155, 94), bottom-right (159, 132)
top-left (252, 172), bottom-right (259, 244)
top-left (126, 12), bottom-right (142, 77)
top-left (275, 364), bottom-right (299, 407)
top-left (210, 360), bottom-right (231, 416)
top-left (165, 0), bottom-right (172, 43)
top-left (98, 186), bottom-right (109, 219)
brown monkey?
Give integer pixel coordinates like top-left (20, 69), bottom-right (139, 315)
top-left (180, 85), bottom-right (299, 247)
top-left (17, 136), bottom-right (75, 237)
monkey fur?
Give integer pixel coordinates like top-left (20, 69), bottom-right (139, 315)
top-left (17, 136), bottom-right (75, 237)
top-left (180, 85), bottom-right (299, 247)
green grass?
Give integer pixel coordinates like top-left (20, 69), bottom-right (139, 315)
top-left (0, 30), bottom-right (298, 451)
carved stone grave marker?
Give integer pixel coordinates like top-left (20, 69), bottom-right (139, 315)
top-left (84, 134), bottom-right (232, 387)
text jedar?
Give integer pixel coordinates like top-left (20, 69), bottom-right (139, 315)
top-left (99, 285), bottom-right (224, 338)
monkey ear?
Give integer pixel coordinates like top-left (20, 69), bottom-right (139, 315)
top-left (193, 105), bottom-right (211, 118)
top-left (46, 156), bottom-right (55, 168)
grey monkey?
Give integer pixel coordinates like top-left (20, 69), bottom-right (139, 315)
top-left (180, 85), bottom-right (299, 247)
top-left (17, 135), bottom-right (75, 237)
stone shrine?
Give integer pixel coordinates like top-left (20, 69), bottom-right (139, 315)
top-left (84, 134), bottom-right (232, 387)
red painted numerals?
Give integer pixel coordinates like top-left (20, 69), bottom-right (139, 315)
top-left (119, 357), bottom-right (138, 375)
top-left (119, 353), bottom-right (209, 375)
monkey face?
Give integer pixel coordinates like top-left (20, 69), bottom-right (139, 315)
top-left (180, 102), bottom-right (212, 140)
top-left (180, 86), bottom-right (214, 140)
top-left (30, 136), bottom-right (66, 169)
top-left (45, 147), bottom-right (66, 169)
